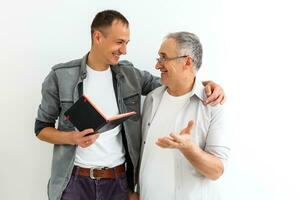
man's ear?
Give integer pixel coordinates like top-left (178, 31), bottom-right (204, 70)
top-left (184, 56), bottom-right (193, 70)
top-left (93, 30), bottom-right (103, 44)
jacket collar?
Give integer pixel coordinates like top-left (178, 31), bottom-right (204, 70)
top-left (81, 53), bottom-right (124, 80)
top-left (80, 53), bottom-right (88, 80)
top-left (110, 64), bottom-right (124, 80)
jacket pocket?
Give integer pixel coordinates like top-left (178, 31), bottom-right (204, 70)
top-left (123, 93), bottom-right (140, 121)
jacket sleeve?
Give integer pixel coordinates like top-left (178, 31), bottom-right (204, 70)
top-left (34, 70), bottom-right (60, 136)
top-left (137, 70), bottom-right (161, 96)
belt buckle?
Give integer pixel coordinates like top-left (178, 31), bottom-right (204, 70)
top-left (89, 167), bottom-right (108, 180)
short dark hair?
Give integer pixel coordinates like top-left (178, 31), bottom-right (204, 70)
top-left (91, 10), bottom-right (129, 35)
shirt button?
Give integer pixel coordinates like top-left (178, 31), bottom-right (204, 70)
top-left (147, 122), bottom-right (150, 126)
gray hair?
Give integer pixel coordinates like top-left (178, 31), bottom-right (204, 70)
top-left (166, 32), bottom-right (202, 71)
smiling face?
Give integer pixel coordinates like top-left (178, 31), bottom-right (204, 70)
top-left (92, 20), bottom-right (130, 66)
top-left (155, 38), bottom-right (187, 87)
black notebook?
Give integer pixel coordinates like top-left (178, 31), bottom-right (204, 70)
top-left (64, 95), bottom-right (136, 135)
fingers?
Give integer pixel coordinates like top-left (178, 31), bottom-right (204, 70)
top-left (204, 80), bottom-right (226, 106)
top-left (211, 93), bottom-right (224, 106)
top-left (170, 133), bottom-right (185, 145)
top-left (205, 86), bottom-right (220, 105)
top-left (156, 119), bottom-right (195, 149)
top-left (156, 139), bottom-right (170, 148)
top-left (205, 87), bottom-right (224, 105)
top-left (85, 133), bottom-right (100, 142)
top-left (156, 132), bottom-right (188, 148)
top-left (156, 137), bottom-right (179, 148)
top-left (79, 128), bottom-right (95, 136)
top-left (205, 84), bottom-right (212, 96)
top-left (79, 133), bottom-right (99, 148)
top-left (180, 120), bottom-right (194, 135)
top-left (76, 129), bottom-right (100, 148)
top-left (220, 94), bottom-right (226, 105)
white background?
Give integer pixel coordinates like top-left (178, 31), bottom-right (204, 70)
top-left (1, 0), bottom-right (300, 199)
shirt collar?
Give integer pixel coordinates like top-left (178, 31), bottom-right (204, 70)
top-left (151, 73), bottom-right (206, 101)
top-left (190, 73), bottom-right (206, 101)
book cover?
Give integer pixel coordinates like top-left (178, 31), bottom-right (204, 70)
top-left (64, 95), bottom-right (136, 135)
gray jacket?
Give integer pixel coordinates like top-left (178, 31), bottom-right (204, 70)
top-left (35, 54), bottom-right (160, 200)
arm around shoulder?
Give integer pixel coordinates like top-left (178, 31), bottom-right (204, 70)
top-left (137, 69), bottom-right (161, 96)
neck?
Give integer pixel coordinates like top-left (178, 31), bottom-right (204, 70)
top-left (87, 50), bottom-right (110, 71)
top-left (167, 76), bottom-right (195, 96)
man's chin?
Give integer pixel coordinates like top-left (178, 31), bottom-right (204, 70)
top-left (110, 59), bottom-right (120, 65)
top-left (111, 55), bottom-right (121, 63)
top-left (160, 77), bottom-right (168, 86)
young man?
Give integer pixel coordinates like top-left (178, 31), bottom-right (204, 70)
top-left (139, 32), bottom-right (230, 200)
top-left (35, 10), bottom-right (225, 200)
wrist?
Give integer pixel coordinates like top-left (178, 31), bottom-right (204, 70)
top-left (179, 141), bottom-right (196, 153)
top-left (61, 131), bottom-right (75, 145)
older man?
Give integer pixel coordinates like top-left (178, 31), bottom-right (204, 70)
top-left (139, 32), bottom-right (230, 200)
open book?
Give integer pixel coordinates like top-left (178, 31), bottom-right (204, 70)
top-left (64, 95), bottom-right (136, 135)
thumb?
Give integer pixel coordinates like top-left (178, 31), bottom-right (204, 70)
top-left (180, 120), bottom-right (194, 135)
top-left (205, 84), bottom-right (212, 96)
top-left (80, 128), bottom-right (94, 136)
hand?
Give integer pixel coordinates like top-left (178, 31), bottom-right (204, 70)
top-left (203, 81), bottom-right (226, 105)
top-left (156, 120), bottom-right (194, 150)
top-left (128, 192), bottom-right (139, 200)
top-left (69, 128), bottom-right (100, 148)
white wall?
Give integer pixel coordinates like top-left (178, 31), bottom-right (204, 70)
top-left (1, 0), bottom-right (299, 199)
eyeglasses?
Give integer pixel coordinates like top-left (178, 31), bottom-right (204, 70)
top-left (156, 55), bottom-right (188, 63)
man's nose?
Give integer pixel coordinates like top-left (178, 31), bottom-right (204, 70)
top-left (155, 61), bottom-right (162, 70)
top-left (120, 44), bottom-right (127, 55)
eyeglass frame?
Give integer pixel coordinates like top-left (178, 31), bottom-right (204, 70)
top-left (156, 55), bottom-right (188, 63)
